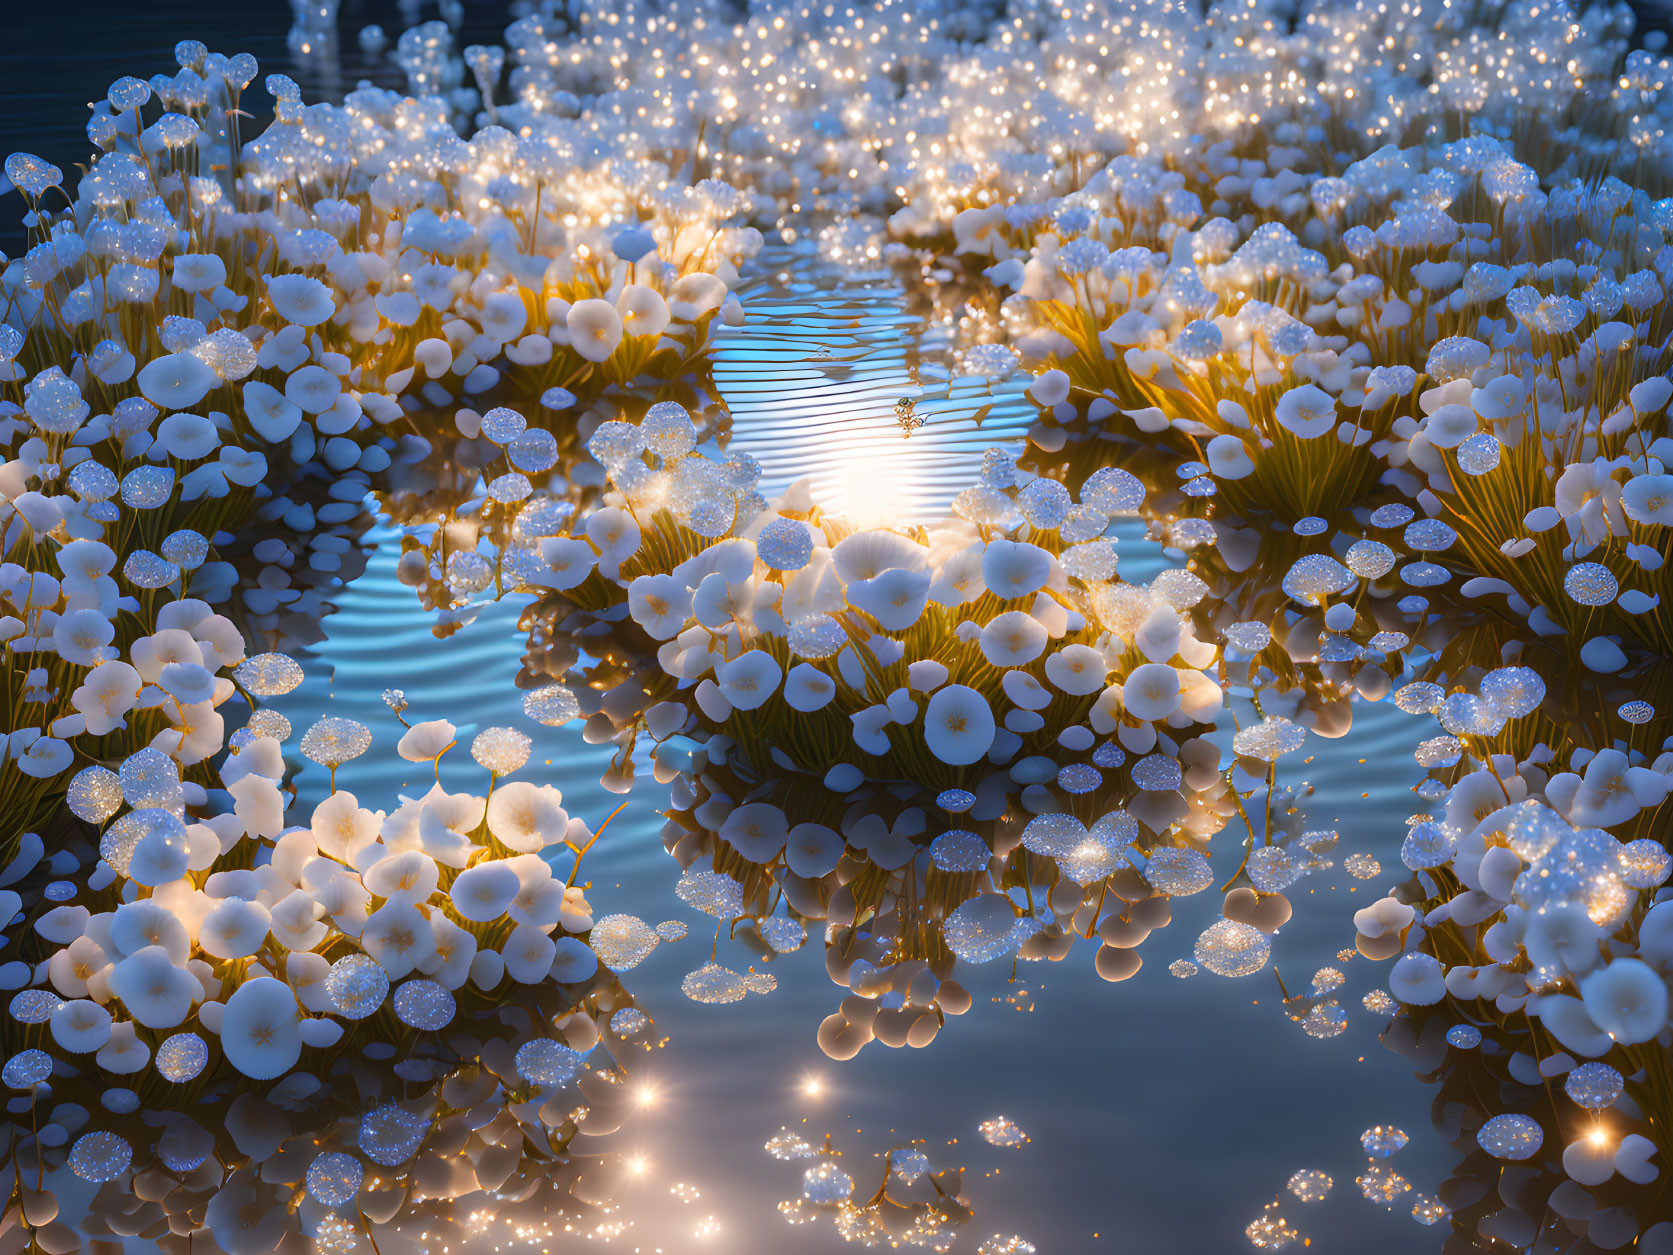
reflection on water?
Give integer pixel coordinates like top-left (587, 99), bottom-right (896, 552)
top-left (716, 248), bottom-right (1034, 524)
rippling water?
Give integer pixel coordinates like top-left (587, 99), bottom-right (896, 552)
top-left (718, 248), bottom-right (1034, 524)
top-left (259, 252), bottom-right (1460, 1252)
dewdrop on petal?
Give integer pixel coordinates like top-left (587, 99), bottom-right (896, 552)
top-left (358, 1104), bottom-right (429, 1166)
top-left (979, 1117), bottom-right (1029, 1148)
top-left (591, 915), bottom-right (660, 971)
top-left (1233, 717), bottom-right (1306, 762)
top-left (124, 551), bottom-right (180, 589)
top-left (1620, 840), bottom-right (1672, 889)
top-left (301, 718), bottom-right (372, 768)
top-left (1477, 1115), bottom-right (1543, 1160)
top-left (683, 962), bottom-right (749, 1003)
top-left (931, 831), bottom-right (990, 872)
top-left (325, 954), bottom-right (389, 1019)
top-left (758, 517), bottom-right (814, 571)
top-left (246, 709), bottom-right (292, 741)
top-left (68, 1131), bottom-right (132, 1182)
top-left (1194, 919), bottom-right (1271, 977)
top-left (676, 868), bottom-right (745, 918)
top-left (1619, 701), bottom-right (1655, 725)
top-left (235, 653), bottom-right (304, 696)
top-left (67, 766), bottom-right (123, 823)
top-left (1142, 847), bottom-right (1212, 895)
top-left (945, 895), bottom-right (1038, 962)
top-left (9, 991), bottom-right (61, 1024)
top-left (471, 726), bottom-right (531, 774)
top-left (516, 1039), bottom-right (582, 1087)
top-left (1344, 540), bottom-right (1397, 579)
top-left (2, 1050), bottom-right (51, 1089)
top-left (480, 406), bottom-right (526, 444)
top-left (1281, 555), bottom-right (1354, 603)
top-left (306, 1153), bottom-right (364, 1208)
top-left (802, 1161), bottom-right (855, 1204)
top-left (392, 980), bottom-right (454, 1030)
top-left (1361, 1126), bottom-right (1409, 1158)
top-left (524, 684), bottom-right (580, 726)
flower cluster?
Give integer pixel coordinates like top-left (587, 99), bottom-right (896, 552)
top-left (1352, 666), bottom-right (1673, 1205)
top-left (1, 676), bottom-right (650, 1251)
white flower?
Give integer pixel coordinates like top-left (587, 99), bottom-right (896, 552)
top-left (568, 298), bottom-right (624, 362)
top-left (158, 661), bottom-right (217, 705)
top-left (551, 936), bottom-right (597, 982)
top-left (486, 781), bottom-right (567, 853)
top-left (310, 791), bottom-right (381, 862)
top-left (15, 735), bottom-right (71, 780)
top-left (156, 411), bottom-right (219, 460)
top-left (1045, 643), bottom-right (1107, 695)
top-left (585, 507), bottom-right (641, 578)
top-left (669, 272), bottom-right (727, 321)
top-left (784, 663), bottom-right (836, 712)
top-left (1533, 994), bottom-right (1613, 1057)
top-left (270, 889), bottom-right (328, 951)
top-left (1569, 748), bottom-right (1666, 827)
top-left (716, 650), bottom-right (782, 711)
top-left (52, 608), bottom-right (114, 666)
top-left (172, 253), bottom-right (226, 292)
top-left (397, 718), bottom-right (456, 763)
top-left (786, 822), bottom-right (844, 877)
top-left (109, 899), bottom-right (190, 961)
top-left (538, 537), bottom-right (597, 590)
top-left (1622, 474), bottom-right (1673, 525)
top-left (923, 684), bottom-right (996, 766)
top-left (424, 914), bottom-right (478, 989)
top-left (1122, 662), bottom-right (1181, 722)
top-left (220, 977), bottom-right (302, 1079)
top-left (130, 819), bottom-right (191, 886)
top-left (979, 611), bottom-right (1047, 666)
top-left (284, 364), bottom-right (342, 414)
top-left (200, 897), bottom-right (271, 960)
top-left (832, 530), bottom-right (930, 582)
top-left (847, 567), bottom-right (931, 630)
top-left (1273, 384), bottom-right (1337, 439)
top-left (503, 922), bottom-right (557, 983)
top-left (450, 861), bottom-right (521, 922)
top-left (1580, 958), bottom-right (1668, 1044)
top-left (1206, 434), bottom-right (1254, 479)
top-left (363, 849), bottom-right (440, 905)
top-left (137, 352), bottom-right (218, 409)
top-left (478, 289), bottom-right (528, 341)
top-left (241, 380), bottom-right (303, 443)
top-left (981, 540), bottom-right (1054, 599)
top-left (629, 573), bottom-right (694, 640)
top-left (266, 273), bottom-right (335, 326)
top-left (361, 901), bottom-right (436, 978)
top-left (1027, 369), bottom-right (1071, 406)
top-left (108, 945), bottom-right (199, 1028)
top-left (50, 998), bottom-right (112, 1053)
top-left (720, 803), bottom-right (789, 860)
top-left (96, 1020), bottom-right (149, 1074)
top-left (508, 855), bottom-right (566, 928)
top-left (930, 543), bottom-right (986, 605)
top-left (851, 703), bottom-right (895, 755)
top-left (1389, 952), bottom-right (1446, 1004)
top-left (415, 789), bottom-right (488, 866)
top-left (618, 285), bottom-right (671, 337)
